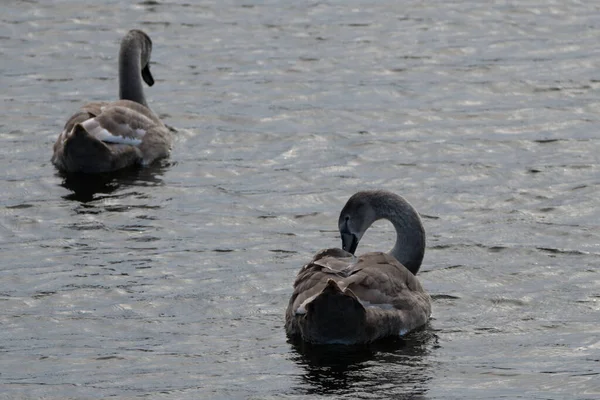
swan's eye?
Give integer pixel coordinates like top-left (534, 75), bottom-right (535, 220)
top-left (345, 216), bottom-right (350, 222)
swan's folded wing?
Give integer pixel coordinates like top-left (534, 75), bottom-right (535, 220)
top-left (81, 104), bottom-right (159, 146)
top-left (342, 252), bottom-right (430, 312)
top-left (111, 100), bottom-right (164, 125)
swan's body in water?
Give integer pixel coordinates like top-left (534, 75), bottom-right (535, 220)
top-left (285, 190), bottom-right (431, 344)
top-left (52, 29), bottom-right (172, 174)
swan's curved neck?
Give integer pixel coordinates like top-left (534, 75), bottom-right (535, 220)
top-left (118, 41), bottom-right (147, 107)
top-left (375, 195), bottom-right (425, 275)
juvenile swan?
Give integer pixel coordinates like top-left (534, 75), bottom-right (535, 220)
top-left (285, 190), bottom-right (431, 344)
top-left (52, 29), bottom-right (172, 173)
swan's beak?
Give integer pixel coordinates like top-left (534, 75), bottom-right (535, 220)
top-left (341, 232), bottom-right (358, 254)
top-left (142, 64), bottom-right (154, 86)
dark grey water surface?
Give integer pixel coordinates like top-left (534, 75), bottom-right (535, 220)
top-left (1, 1), bottom-right (599, 399)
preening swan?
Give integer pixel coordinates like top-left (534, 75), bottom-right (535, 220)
top-left (285, 190), bottom-right (431, 344)
top-left (52, 29), bottom-right (172, 173)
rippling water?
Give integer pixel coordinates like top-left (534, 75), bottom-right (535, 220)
top-left (1, 1), bottom-right (599, 399)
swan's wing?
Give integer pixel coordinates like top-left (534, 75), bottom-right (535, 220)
top-left (52, 101), bottom-right (171, 173)
top-left (59, 100), bottom-right (165, 148)
top-left (89, 102), bottom-right (171, 163)
top-left (341, 252), bottom-right (430, 311)
top-left (80, 103), bottom-right (159, 146)
top-left (110, 99), bottom-right (164, 126)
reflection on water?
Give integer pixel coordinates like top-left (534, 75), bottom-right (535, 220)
top-left (290, 328), bottom-right (437, 398)
top-left (59, 161), bottom-right (170, 202)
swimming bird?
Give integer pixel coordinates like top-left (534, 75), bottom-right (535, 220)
top-left (285, 190), bottom-right (431, 344)
top-left (52, 29), bottom-right (172, 173)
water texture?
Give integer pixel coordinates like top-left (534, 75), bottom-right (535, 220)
top-left (0, 1), bottom-right (598, 398)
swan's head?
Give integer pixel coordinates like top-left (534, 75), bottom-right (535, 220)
top-left (338, 193), bottom-right (377, 254)
top-left (136, 30), bottom-right (154, 87)
top-left (122, 29), bottom-right (155, 87)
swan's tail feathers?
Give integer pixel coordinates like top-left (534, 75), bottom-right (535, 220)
top-left (57, 124), bottom-right (140, 173)
top-left (58, 124), bottom-right (111, 173)
top-left (301, 279), bottom-right (367, 344)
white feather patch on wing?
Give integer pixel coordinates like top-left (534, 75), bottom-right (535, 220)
top-left (114, 124), bottom-right (147, 139)
top-left (81, 118), bottom-right (144, 146)
top-left (358, 299), bottom-right (395, 311)
top-left (95, 130), bottom-right (143, 146)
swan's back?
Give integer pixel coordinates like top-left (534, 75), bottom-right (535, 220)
top-left (285, 248), bottom-right (431, 344)
top-left (52, 100), bottom-right (170, 173)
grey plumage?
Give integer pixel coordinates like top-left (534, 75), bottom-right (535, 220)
top-left (285, 190), bottom-right (431, 344)
top-left (52, 30), bottom-right (171, 174)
